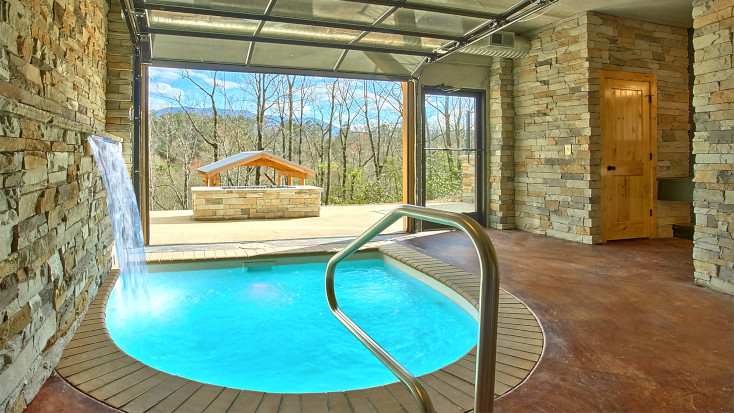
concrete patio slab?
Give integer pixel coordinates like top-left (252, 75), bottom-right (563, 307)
top-left (149, 204), bottom-right (405, 245)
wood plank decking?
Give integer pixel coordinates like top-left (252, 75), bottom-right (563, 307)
top-left (56, 241), bottom-right (544, 413)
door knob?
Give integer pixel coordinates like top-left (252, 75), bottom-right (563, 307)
top-left (607, 165), bottom-right (616, 171)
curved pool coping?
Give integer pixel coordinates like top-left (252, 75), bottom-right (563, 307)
top-left (55, 241), bottom-right (544, 413)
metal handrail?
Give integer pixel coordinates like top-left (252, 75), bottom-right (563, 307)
top-left (325, 204), bottom-right (500, 413)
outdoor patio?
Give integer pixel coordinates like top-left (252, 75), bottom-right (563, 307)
top-left (149, 203), bottom-right (478, 245)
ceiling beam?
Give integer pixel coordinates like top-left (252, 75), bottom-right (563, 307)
top-left (246, 0), bottom-right (278, 65)
top-left (119, 0), bottom-right (152, 62)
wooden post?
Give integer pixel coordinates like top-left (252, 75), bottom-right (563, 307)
top-left (402, 80), bottom-right (417, 232)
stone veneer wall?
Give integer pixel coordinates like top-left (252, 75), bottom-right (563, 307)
top-left (587, 13), bottom-right (691, 238)
top-left (460, 154), bottom-right (475, 205)
top-left (192, 186), bottom-right (322, 220)
top-left (513, 12), bottom-right (690, 244)
top-left (105, 0), bottom-right (134, 171)
top-left (488, 57), bottom-right (516, 229)
top-left (513, 13), bottom-right (596, 243)
top-left (0, 0), bottom-right (117, 411)
top-left (691, 0), bottom-right (734, 295)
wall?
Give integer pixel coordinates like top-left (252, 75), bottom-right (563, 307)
top-left (691, 0), bottom-right (734, 295)
top-left (488, 58), bottom-right (516, 229)
top-left (587, 13), bottom-right (691, 238)
top-left (0, 0), bottom-right (117, 411)
top-left (512, 12), bottom-right (690, 244)
top-left (105, 0), bottom-right (134, 170)
top-left (513, 13), bottom-right (595, 243)
top-left (192, 186), bottom-right (322, 220)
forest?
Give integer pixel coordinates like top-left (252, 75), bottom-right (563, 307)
top-left (149, 70), bottom-right (474, 211)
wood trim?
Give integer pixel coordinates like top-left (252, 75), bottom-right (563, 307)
top-left (57, 243), bottom-right (544, 413)
top-left (402, 80), bottom-right (417, 232)
top-left (203, 152), bottom-right (316, 177)
top-left (599, 70), bottom-right (658, 240)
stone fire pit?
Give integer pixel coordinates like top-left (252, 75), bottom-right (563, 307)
top-left (192, 185), bottom-right (322, 220)
top-left (192, 151), bottom-right (321, 220)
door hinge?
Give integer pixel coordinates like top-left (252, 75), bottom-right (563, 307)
top-left (650, 153), bottom-right (653, 160)
top-left (647, 94), bottom-right (653, 103)
top-left (650, 209), bottom-right (653, 216)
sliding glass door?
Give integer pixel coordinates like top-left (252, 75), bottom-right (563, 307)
top-left (420, 88), bottom-right (484, 229)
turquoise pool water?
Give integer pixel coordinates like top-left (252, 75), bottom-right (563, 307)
top-left (106, 259), bottom-right (478, 393)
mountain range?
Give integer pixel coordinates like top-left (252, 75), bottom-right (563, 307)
top-left (151, 106), bottom-right (339, 134)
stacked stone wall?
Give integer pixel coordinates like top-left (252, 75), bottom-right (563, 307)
top-left (513, 12), bottom-right (690, 244)
top-left (587, 13), bottom-right (691, 238)
top-left (513, 13), bottom-right (595, 243)
top-left (0, 0), bottom-right (116, 411)
top-left (460, 155), bottom-right (475, 205)
top-left (488, 58), bottom-right (515, 229)
top-left (192, 186), bottom-right (322, 220)
top-left (691, 0), bottom-right (734, 295)
top-left (105, 1), bottom-right (134, 171)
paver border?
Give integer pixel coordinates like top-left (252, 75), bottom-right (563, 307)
top-left (56, 241), bottom-right (544, 413)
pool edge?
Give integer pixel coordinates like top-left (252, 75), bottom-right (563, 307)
top-left (58, 240), bottom-right (544, 413)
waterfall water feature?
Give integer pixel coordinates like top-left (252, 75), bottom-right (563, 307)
top-left (89, 136), bottom-right (149, 304)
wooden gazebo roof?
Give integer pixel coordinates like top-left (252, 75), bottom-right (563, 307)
top-left (197, 151), bottom-right (315, 187)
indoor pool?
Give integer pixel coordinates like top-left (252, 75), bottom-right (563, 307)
top-left (106, 258), bottom-right (478, 393)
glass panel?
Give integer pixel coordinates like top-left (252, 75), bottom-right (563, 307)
top-left (357, 32), bottom-right (442, 52)
top-left (249, 43), bottom-right (342, 70)
top-left (378, 9), bottom-right (486, 37)
top-left (145, 0), bottom-right (271, 14)
top-left (148, 10), bottom-right (259, 36)
top-left (260, 21), bottom-right (361, 44)
top-left (424, 94), bottom-right (477, 214)
top-left (151, 34), bottom-right (249, 65)
top-left (272, 0), bottom-right (390, 25)
top-left (338, 51), bottom-right (423, 76)
top-left (405, 0), bottom-right (510, 15)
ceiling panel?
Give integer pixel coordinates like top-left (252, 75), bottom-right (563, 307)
top-left (249, 42), bottom-right (345, 71)
top-left (376, 9), bottom-right (488, 37)
top-left (338, 50), bottom-right (424, 76)
top-left (146, 0), bottom-right (272, 14)
top-left (152, 34), bottom-right (250, 65)
top-left (148, 10), bottom-right (260, 35)
top-left (271, 0), bottom-right (391, 24)
top-left (135, 0), bottom-right (561, 79)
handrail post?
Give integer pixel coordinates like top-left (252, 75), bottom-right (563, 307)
top-left (325, 204), bottom-right (500, 413)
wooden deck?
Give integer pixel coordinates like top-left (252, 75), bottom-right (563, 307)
top-left (56, 241), bottom-right (544, 413)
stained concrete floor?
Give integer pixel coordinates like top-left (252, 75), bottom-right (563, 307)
top-left (26, 229), bottom-right (734, 412)
top-left (402, 230), bottom-right (734, 413)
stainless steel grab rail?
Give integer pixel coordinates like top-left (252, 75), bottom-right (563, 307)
top-left (325, 204), bottom-right (500, 413)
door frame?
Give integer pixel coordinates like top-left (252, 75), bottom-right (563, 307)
top-left (418, 86), bottom-right (486, 229)
top-left (599, 70), bottom-right (658, 242)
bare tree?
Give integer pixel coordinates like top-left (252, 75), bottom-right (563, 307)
top-left (361, 81), bottom-right (403, 180)
top-left (149, 72), bottom-right (407, 208)
top-left (149, 112), bottom-right (202, 209)
top-left (335, 80), bottom-right (358, 201)
top-left (238, 73), bottom-right (279, 184)
top-left (175, 70), bottom-right (222, 161)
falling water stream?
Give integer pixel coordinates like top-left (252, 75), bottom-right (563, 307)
top-left (88, 136), bottom-right (149, 304)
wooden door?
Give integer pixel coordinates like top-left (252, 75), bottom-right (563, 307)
top-left (601, 72), bottom-right (657, 242)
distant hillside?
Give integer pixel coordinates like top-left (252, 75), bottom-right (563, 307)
top-left (151, 106), bottom-right (339, 134)
top-left (152, 106), bottom-right (255, 118)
